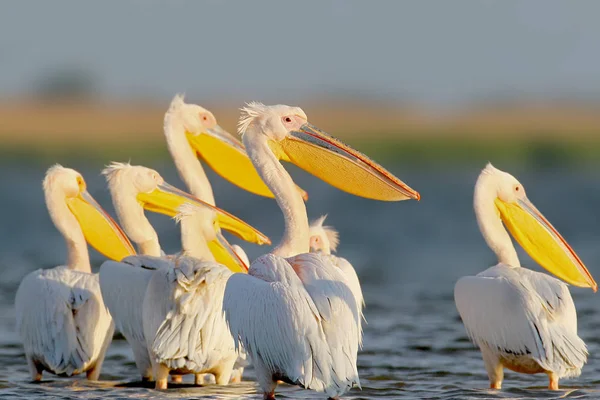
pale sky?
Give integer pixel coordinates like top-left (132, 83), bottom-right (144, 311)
top-left (1, 0), bottom-right (599, 106)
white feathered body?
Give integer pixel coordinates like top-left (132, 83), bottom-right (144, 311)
top-left (224, 252), bottom-right (360, 398)
top-left (99, 257), bottom-right (160, 379)
top-left (325, 254), bottom-right (364, 338)
top-left (455, 264), bottom-right (587, 378)
top-left (100, 255), bottom-right (240, 382)
top-left (142, 256), bottom-right (238, 378)
top-left (15, 266), bottom-right (114, 377)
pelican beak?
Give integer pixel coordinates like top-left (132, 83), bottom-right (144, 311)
top-left (496, 197), bottom-right (597, 291)
top-left (186, 125), bottom-right (309, 201)
top-left (270, 123), bottom-right (420, 201)
top-left (214, 205), bottom-right (271, 245)
top-left (67, 191), bottom-right (137, 261)
top-left (138, 182), bottom-right (270, 245)
top-left (208, 230), bottom-right (249, 273)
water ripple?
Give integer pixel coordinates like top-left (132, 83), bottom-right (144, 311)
top-left (2, 165), bottom-right (600, 398)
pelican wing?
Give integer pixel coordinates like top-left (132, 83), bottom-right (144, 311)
top-left (15, 267), bottom-right (113, 375)
top-left (98, 257), bottom-right (164, 342)
top-left (143, 256), bottom-right (235, 372)
top-left (223, 254), bottom-right (335, 393)
top-left (289, 253), bottom-right (361, 393)
top-left (454, 265), bottom-right (587, 378)
top-left (121, 254), bottom-right (175, 269)
top-left (331, 255), bottom-right (365, 328)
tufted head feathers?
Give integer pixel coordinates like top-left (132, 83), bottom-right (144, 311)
top-left (43, 164), bottom-right (85, 200)
top-left (166, 93), bottom-right (217, 133)
top-left (309, 215), bottom-right (340, 254)
top-left (237, 102), bottom-right (307, 138)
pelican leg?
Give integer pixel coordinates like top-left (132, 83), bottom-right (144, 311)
top-left (131, 342), bottom-right (153, 381)
top-left (481, 346), bottom-right (503, 390)
top-left (153, 362), bottom-right (170, 390)
top-left (213, 356), bottom-right (236, 385)
top-left (26, 356), bottom-right (43, 382)
top-left (142, 369), bottom-right (154, 382)
top-left (171, 375), bottom-right (183, 384)
top-left (86, 322), bottom-right (113, 381)
top-left (195, 373), bottom-right (215, 385)
top-left (548, 372), bottom-right (559, 390)
top-left (230, 369), bottom-right (243, 384)
top-left (86, 363), bottom-right (101, 381)
top-left (252, 356), bottom-right (277, 398)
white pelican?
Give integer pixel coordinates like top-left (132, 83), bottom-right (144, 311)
top-left (15, 165), bottom-right (136, 381)
top-left (223, 103), bottom-right (420, 399)
top-left (454, 163), bottom-right (597, 390)
top-left (139, 204), bottom-right (247, 388)
top-left (163, 94), bottom-right (307, 266)
top-left (98, 163), bottom-right (269, 389)
top-left (309, 215), bottom-right (340, 255)
top-left (309, 216), bottom-right (365, 333)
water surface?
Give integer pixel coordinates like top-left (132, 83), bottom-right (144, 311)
top-left (1, 162), bottom-right (599, 399)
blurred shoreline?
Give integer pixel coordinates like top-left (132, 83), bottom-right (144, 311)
top-left (2, 98), bottom-right (600, 166)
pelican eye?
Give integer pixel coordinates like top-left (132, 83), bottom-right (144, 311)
top-left (76, 176), bottom-right (85, 190)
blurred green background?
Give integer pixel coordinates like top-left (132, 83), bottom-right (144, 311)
top-left (1, 1), bottom-right (600, 167)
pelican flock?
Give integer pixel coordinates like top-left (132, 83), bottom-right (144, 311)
top-left (14, 96), bottom-right (597, 398)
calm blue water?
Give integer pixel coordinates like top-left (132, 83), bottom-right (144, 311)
top-left (1, 161), bottom-right (600, 399)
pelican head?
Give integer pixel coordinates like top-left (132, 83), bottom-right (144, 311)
top-left (168, 93), bottom-right (218, 134)
top-left (238, 102), bottom-right (420, 202)
top-left (166, 94), bottom-right (308, 200)
top-left (102, 162), bottom-right (268, 270)
top-left (309, 215), bottom-right (339, 255)
top-left (44, 165), bottom-right (135, 261)
top-left (476, 163), bottom-right (597, 291)
top-left (175, 203), bottom-right (250, 272)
